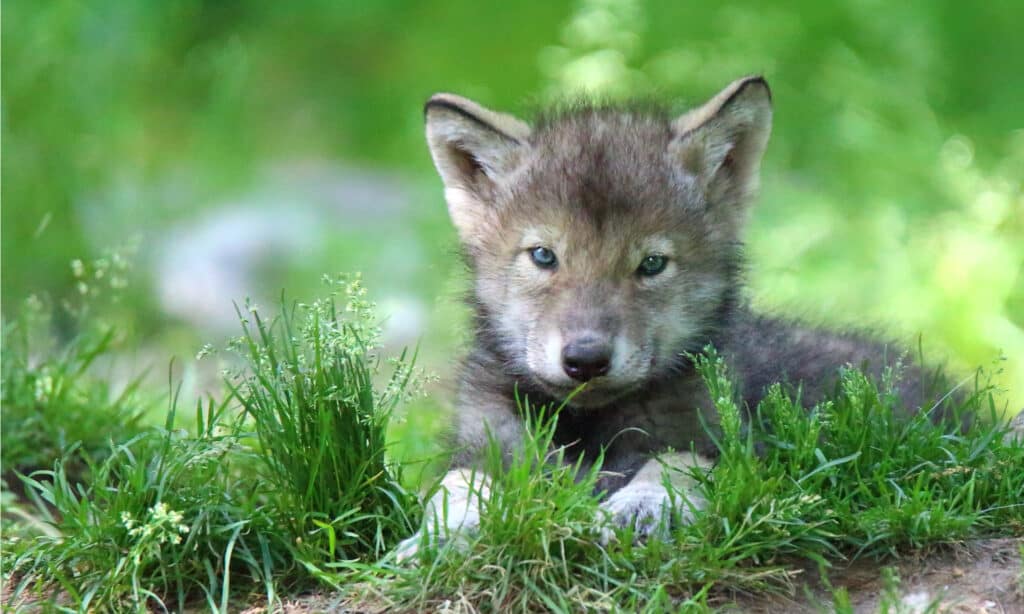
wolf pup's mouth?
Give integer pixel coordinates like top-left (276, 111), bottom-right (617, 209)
top-left (533, 376), bottom-right (638, 409)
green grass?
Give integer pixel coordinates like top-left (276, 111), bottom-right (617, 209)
top-left (2, 277), bottom-right (1022, 612)
top-left (1, 252), bottom-right (151, 482)
top-left (380, 350), bottom-right (1023, 611)
top-left (2, 277), bottom-right (420, 611)
top-left (6, 400), bottom-right (280, 611)
top-left (389, 397), bottom-right (623, 611)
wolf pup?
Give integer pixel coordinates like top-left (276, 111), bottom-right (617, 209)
top-left (397, 76), bottom-right (930, 558)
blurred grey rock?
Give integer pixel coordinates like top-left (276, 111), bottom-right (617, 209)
top-left (154, 161), bottom-right (428, 345)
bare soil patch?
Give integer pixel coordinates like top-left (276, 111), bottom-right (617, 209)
top-left (732, 537), bottom-right (1023, 613)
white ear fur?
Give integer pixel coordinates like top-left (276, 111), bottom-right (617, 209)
top-left (424, 94), bottom-right (530, 245)
top-left (668, 76), bottom-right (772, 208)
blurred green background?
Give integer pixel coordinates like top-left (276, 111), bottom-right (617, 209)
top-left (4, 0), bottom-right (1022, 441)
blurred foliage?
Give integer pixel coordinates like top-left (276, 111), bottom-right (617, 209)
top-left (2, 0), bottom-right (1022, 411)
top-left (1, 249), bottom-right (152, 480)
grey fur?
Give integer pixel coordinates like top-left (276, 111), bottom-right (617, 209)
top-left (400, 77), bottom-right (944, 555)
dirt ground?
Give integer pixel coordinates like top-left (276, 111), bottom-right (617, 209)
top-left (731, 537), bottom-right (1023, 614)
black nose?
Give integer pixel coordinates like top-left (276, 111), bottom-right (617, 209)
top-left (562, 337), bottom-right (612, 382)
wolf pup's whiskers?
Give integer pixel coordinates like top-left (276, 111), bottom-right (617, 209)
top-left (397, 76), bottom-right (938, 559)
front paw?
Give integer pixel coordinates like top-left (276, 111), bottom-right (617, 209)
top-left (394, 468), bottom-right (488, 563)
top-left (600, 484), bottom-right (705, 542)
top-left (394, 512), bottom-right (479, 563)
top-left (601, 484), bottom-right (673, 539)
top-left (395, 530), bottom-right (427, 563)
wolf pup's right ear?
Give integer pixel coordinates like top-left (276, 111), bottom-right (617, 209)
top-left (668, 76), bottom-right (772, 215)
top-left (424, 94), bottom-right (531, 247)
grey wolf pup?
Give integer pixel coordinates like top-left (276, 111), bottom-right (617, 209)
top-left (397, 76), bottom-right (933, 558)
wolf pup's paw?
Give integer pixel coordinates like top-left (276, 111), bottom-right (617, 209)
top-left (600, 483), bottom-right (705, 543)
top-left (394, 468), bottom-right (489, 564)
top-left (394, 500), bottom-right (480, 564)
top-left (394, 525), bottom-right (475, 564)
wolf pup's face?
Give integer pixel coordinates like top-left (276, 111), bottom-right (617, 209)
top-left (425, 77), bottom-right (772, 408)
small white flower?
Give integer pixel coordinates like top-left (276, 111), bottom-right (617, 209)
top-left (798, 494), bottom-right (823, 505)
top-left (34, 375), bottom-right (54, 403)
top-left (196, 343), bottom-right (215, 361)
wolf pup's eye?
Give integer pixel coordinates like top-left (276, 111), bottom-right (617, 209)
top-left (529, 247), bottom-right (557, 269)
top-left (637, 254), bottom-right (668, 276)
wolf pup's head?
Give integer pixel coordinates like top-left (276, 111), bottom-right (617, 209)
top-left (425, 77), bottom-right (772, 408)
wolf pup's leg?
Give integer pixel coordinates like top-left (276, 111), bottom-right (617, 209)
top-left (601, 451), bottom-right (712, 540)
top-left (395, 467), bottom-right (492, 562)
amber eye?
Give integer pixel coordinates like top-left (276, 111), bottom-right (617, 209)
top-left (530, 246), bottom-right (557, 269)
top-left (637, 254), bottom-right (668, 276)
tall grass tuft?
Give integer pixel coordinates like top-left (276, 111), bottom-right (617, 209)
top-left (227, 275), bottom-right (420, 568)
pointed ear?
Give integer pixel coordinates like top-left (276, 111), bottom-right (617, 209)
top-left (668, 76), bottom-right (772, 209)
top-left (424, 94), bottom-right (531, 245)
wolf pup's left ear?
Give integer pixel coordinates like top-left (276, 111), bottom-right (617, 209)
top-left (668, 76), bottom-right (772, 211)
top-left (424, 94), bottom-right (531, 247)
